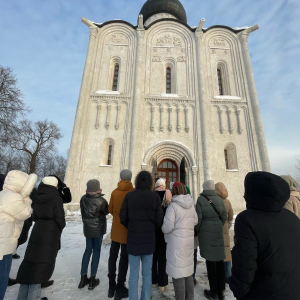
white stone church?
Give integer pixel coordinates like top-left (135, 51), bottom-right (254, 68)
top-left (65, 0), bottom-right (271, 211)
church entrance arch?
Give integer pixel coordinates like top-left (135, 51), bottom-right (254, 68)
top-left (142, 140), bottom-right (198, 199)
top-left (157, 159), bottom-right (178, 189)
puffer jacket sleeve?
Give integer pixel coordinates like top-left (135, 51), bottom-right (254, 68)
top-left (229, 213), bottom-right (258, 299)
top-left (120, 195), bottom-right (128, 228)
top-left (54, 197), bottom-right (66, 232)
top-left (162, 204), bottom-right (175, 234)
top-left (221, 204), bottom-right (227, 225)
top-left (2, 194), bottom-right (32, 222)
top-left (195, 197), bottom-right (202, 233)
top-left (100, 198), bottom-right (109, 216)
top-left (194, 207), bottom-right (198, 226)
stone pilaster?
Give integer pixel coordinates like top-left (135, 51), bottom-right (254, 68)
top-left (239, 32), bottom-right (271, 171)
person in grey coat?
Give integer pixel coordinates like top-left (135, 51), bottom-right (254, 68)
top-left (162, 182), bottom-right (198, 300)
top-left (195, 180), bottom-right (227, 300)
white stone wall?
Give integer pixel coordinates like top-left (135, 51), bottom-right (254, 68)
top-left (65, 17), bottom-right (270, 212)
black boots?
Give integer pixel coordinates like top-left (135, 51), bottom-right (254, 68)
top-left (88, 276), bottom-right (100, 290)
top-left (114, 283), bottom-right (129, 300)
top-left (204, 289), bottom-right (218, 300)
top-left (204, 289), bottom-right (225, 300)
top-left (78, 275), bottom-right (89, 289)
top-left (108, 283), bottom-right (116, 298)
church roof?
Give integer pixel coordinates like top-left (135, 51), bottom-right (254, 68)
top-left (139, 0), bottom-right (187, 24)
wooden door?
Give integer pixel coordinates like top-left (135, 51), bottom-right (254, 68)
top-left (157, 159), bottom-right (178, 189)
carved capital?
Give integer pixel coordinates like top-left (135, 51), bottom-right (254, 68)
top-left (192, 166), bottom-right (198, 175)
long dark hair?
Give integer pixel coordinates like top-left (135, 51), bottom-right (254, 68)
top-left (135, 171), bottom-right (153, 190)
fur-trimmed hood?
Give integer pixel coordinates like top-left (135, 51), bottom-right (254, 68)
top-left (3, 170), bottom-right (37, 198)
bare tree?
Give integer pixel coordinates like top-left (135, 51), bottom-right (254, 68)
top-left (0, 146), bottom-right (28, 175)
top-left (0, 66), bottom-right (28, 138)
top-left (38, 153), bottom-right (67, 180)
top-left (9, 119), bottom-right (62, 174)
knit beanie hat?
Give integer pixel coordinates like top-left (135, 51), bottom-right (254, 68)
top-left (86, 179), bottom-right (101, 193)
top-left (172, 182), bottom-right (187, 195)
top-left (155, 178), bottom-right (166, 188)
top-left (185, 185), bottom-right (191, 195)
top-left (203, 180), bottom-right (215, 191)
top-left (120, 169), bottom-right (132, 181)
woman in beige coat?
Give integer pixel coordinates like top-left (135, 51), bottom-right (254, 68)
top-left (281, 175), bottom-right (300, 219)
top-left (215, 182), bottom-right (234, 283)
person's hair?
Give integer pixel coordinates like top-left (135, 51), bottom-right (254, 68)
top-left (135, 171), bottom-right (153, 190)
top-left (172, 182), bottom-right (187, 195)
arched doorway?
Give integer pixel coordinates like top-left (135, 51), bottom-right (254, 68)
top-left (157, 159), bottom-right (178, 189)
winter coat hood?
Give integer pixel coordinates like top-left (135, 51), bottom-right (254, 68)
top-left (172, 194), bottom-right (194, 209)
top-left (245, 172), bottom-right (290, 212)
top-left (135, 171), bottom-right (153, 190)
top-left (281, 175), bottom-right (299, 192)
top-left (36, 182), bottom-right (59, 204)
top-left (3, 171), bottom-right (37, 198)
top-left (215, 182), bottom-right (228, 200)
top-left (117, 180), bottom-right (134, 192)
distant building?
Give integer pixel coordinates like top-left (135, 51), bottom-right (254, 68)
top-left (66, 0), bottom-right (270, 211)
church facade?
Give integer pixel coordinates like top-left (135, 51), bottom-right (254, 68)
top-left (65, 0), bottom-right (270, 211)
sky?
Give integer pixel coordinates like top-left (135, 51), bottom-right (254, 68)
top-left (0, 0), bottom-right (299, 178)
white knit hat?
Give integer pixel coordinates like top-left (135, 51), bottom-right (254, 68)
top-left (42, 176), bottom-right (58, 187)
top-left (155, 178), bottom-right (166, 188)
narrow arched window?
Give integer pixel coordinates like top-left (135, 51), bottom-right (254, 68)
top-left (166, 67), bottom-right (171, 94)
top-left (224, 149), bottom-right (229, 169)
top-left (217, 68), bottom-right (224, 95)
top-left (224, 143), bottom-right (238, 170)
top-left (112, 64), bottom-right (119, 91)
top-left (107, 145), bottom-right (112, 165)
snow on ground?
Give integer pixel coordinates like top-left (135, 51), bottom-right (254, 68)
top-left (5, 214), bottom-right (235, 300)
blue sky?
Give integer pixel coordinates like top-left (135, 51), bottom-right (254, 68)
top-left (0, 0), bottom-right (299, 178)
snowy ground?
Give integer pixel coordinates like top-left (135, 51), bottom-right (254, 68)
top-left (5, 213), bottom-right (235, 300)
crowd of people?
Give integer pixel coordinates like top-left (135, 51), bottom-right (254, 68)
top-left (0, 169), bottom-right (300, 300)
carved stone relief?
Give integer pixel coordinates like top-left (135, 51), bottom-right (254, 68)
top-left (177, 56), bottom-right (186, 62)
top-left (152, 56), bottom-right (161, 62)
top-left (156, 34), bottom-right (182, 47)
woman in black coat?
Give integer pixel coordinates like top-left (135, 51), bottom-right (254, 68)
top-left (16, 176), bottom-right (65, 300)
top-left (78, 179), bottom-right (108, 290)
top-left (229, 172), bottom-right (300, 300)
top-left (120, 171), bottom-right (163, 300)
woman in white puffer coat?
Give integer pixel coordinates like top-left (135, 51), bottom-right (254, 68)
top-left (0, 170), bottom-right (37, 300)
top-left (162, 182), bottom-right (198, 300)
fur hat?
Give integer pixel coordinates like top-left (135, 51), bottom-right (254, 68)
top-left (42, 176), bottom-right (58, 188)
top-left (172, 182), bottom-right (187, 195)
top-left (120, 169), bottom-right (132, 181)
top-left (203, 180), bottom-right (215, 191)
top-left (155, 178), bottom-right (166, 188)
top-left (86, 179), bottom-right (101, 193)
